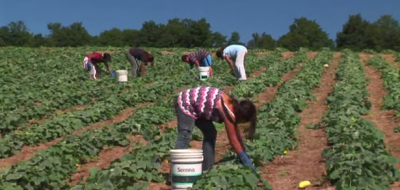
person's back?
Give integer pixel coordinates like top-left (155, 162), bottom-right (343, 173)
top-left (223, 45), bottom-right (247, 59)
top-left (178, 86), bottom-right (223, 121)
top-left (125, 47), bottom-right (154, 78)
top-left (128, 47), bottom-right (146, 60)
top-left (87, 52), bottom-right (103, 64)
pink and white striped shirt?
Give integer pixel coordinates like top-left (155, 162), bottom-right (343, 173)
top-left (177, 86), bottom-right (223, 120)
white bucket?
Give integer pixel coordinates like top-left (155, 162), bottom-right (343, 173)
top-left (170, 149), bottom-right (203, 189)
top-left (198, 67), bottom-right (210, 81)
top-left (116, 70), bottom-right (128, 82)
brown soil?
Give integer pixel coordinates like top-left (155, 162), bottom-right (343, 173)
top-left (256, 52), bottom-right (270, 56)
top-left (16, 105), bottom-right (88, 131)
top-left (148, 52), bottom-right (308, 190)
top-left (0, 140), bottom-right (60, 168)
top-left (307, 52), bottom-right (318, 60)
top-left (361, 54), bottom-right (400, 189)
top-left (281, 52), bottom-right (294, 59)
top-left (380, 53), bottom-right (400, 68)
top-left (69, 135), bottom-right (147, 185)
top-left (161, 51), bottom-right (174, 55)
top-left (147, 56), bottom-right (299, 190)
top-left (263, 53), bottom-right (340, 190)
top-left (0, 104), bottom-right (149, 169)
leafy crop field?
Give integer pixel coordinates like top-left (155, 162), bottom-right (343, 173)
top-left (0, 47), bottom-right (399, 190)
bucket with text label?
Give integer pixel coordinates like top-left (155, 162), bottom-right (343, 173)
top-left (170, 149), bottom-right (203, 189)
top-left (198, 66), bottom-right (210, 81)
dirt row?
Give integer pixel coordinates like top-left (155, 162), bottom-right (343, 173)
top-left (260, 53), bottom-right (340, 190)
top-left (0, 52), bottom-right (285, 186)
top-left (69, 52), bottom-right (297, 187)
top-left (148, 52), bottom-right (316, 190)
top-left (262, 53), bottom-right (400, 190)
top-left (17, 50), bottom-right (273, 129)
top-left (380, 53), bottom-right (400, 68)
top-left (4, 51), bottom-right (399, 190)
top-left (360, 53), bottom-right (400, 190)
top-left (1, 51), bottom-right (276, 167)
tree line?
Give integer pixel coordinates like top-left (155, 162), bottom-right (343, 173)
top-left (1, 14), bottom-right (399, 52)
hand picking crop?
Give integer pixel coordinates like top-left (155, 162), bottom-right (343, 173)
top-left (125, 46), bottom-right (155, 78)
top-left (181, 49), bottom-right (214, 77)
top-left (174, 86), bottom-right (257, 172)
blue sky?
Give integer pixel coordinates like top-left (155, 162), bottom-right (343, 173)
top-left (1, 0), bottom-right (399, 43)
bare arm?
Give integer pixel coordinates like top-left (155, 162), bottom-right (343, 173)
top-left (141, 61), bottom-right (146, 77)
top-left (224, 55), bottom-right (234, 71)
top-left (217, 97), bottom-right (245, 154)
top-left (104, 62), bottom-right (111, 71)
top-left (247, 114), bottom-right (257, 140)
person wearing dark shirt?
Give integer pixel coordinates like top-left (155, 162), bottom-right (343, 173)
top-left (125, 47), bottom-right (154, 78)
top-left (181, 49), bottom-right (214, 77)
top-left (83, 52), bottom-right (114, 79)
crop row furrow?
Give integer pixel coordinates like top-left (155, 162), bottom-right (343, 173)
top-left (0, 53), bottom-right (276, 190)
top-left (191, 50), bottom-right (332, 189)
top-left (62, 53), bottom-right (287, 190)
top-left (0, 57), bottom-right (184, 131)
top-left (0, 53), bottom-right (244, 159)
top-left (319, 50), bottom-right (399, 189)
top-left (69, 52), bottom-right (307, 190)
top-left (367, 55), bottom-right (400, 117)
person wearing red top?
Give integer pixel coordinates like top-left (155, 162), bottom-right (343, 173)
top-left (83, 52), bottom-right (114, 79)
top-left (174, 86), bottom-right (257, 172)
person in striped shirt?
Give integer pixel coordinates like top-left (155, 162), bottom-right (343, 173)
top-left (174, 86), bottom-right (257, 172)
top-left (181, 49), bottom-right (214, 77)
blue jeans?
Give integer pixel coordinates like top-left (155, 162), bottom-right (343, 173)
top-left (200, 55), bottom-right (212, 67)
top-left (175, 106), bottom-right (217, 171)
top-left (84, 62), bottom-right (92, 72)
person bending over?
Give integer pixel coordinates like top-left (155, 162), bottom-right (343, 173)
top-left (216, 44), bottom-right (248, 81)
top-left (83, 52), bottom-right (114, 79)
top-left (174, 86), bottom-right (257, 171)
top-left (181, 49), bottom-right (214, 77)
top-left (125, 47), bottom-right (154, 78)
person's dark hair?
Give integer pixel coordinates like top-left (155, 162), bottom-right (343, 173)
top-left (102, 53), bottom-right (111, 62)
top-left (231, 98), bottom-right (257, 139)
top-left (216, 45), bottom-right (228, 59)
top-left (181, 55), bottom-right (189, 62)
top-left (147, 53), bottom-right (154, 62)
top-left (231, 99), bottom-right (256, 122)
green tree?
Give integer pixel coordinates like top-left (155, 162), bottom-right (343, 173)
top-left (247, 32), bottom-right (275, 49)
top-left (277, 17), bottom-right (334, 51)
top-left (211, 32), bottom-right (227, 47)
top-left (136, 21), bottom-right (163, 47)
top-left (184, 18), bottom-right (213, 47)
top-left (47, 22), bottom-right (92, 47)
top-left (336, 14), bottom-right (371, 51)
top-left (228, 31), bottom-right (241, 44)
top-left (157, 18), bottom-right (187, 47)
top-left (373, 15), bottom-right (400, 51)
top-left (31, 34), bottom-right (49, 47)
top-left (0, 21), bottom-right (33, 46)
top-left (121, 29), bottom-right (140, 47)
top-left (96, 28), bottom-right (124, 47)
